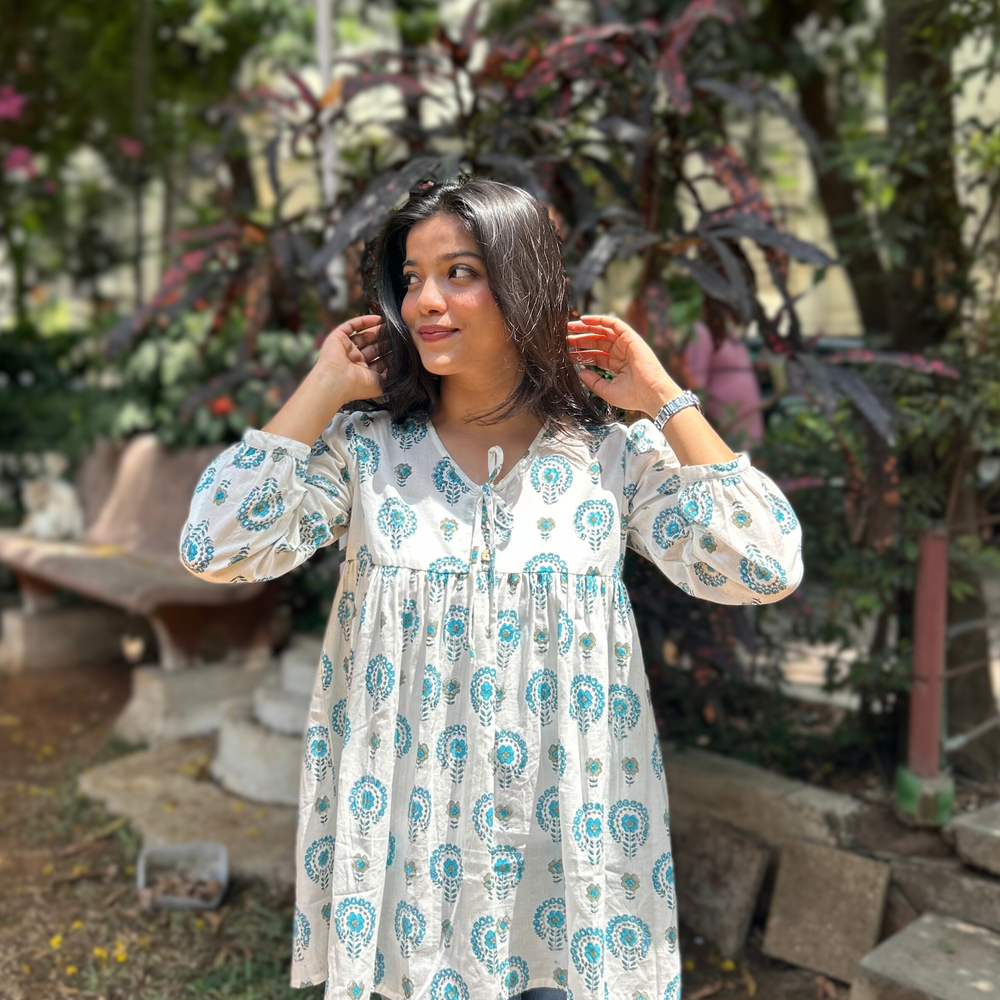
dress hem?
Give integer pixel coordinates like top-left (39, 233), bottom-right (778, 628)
top-left (288, 978), bottom-right (570, 999)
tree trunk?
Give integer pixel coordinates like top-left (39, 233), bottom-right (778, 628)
top-left (795, 73), bottom-right (889, 336)
top-left (883, 0), bottom-right (967, 353)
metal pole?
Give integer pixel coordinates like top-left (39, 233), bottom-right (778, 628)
top-left (316, 0), bottom-right (337, 210)
top-left (907, 527), bottom-right (949, 778)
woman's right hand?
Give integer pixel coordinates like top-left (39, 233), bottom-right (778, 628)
top-left (314, 314), bottom-right (388, 402)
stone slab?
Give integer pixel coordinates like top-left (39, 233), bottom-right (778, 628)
top-left (850, 913), bottom-right (1000, 1000)
top-left (281, 635), bottom-right (325, 696)
top-left (662, 745), bottom-right (871, 849)
top-left (879, 854), bottom-right (1000, 934)
top-left (210, 697), bottom-right (303, 806)
top-left (0, 604), bottom-right (132, 673)
top-left (113, 662), bottom-right (279, 748)
top-left (763, 841), bottom-right (891, 983)
top-left (882, 884), bottom-right (921, 940)
top-left (253, 684), bottom-right (310, 736)
top-left (671, 813), bottom-right (771, 957)
top-left (943, 802), bottom-right (1000, 878)
top-left (77, 735), bottom-right (297, 889)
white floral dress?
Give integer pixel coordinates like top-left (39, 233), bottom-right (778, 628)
top-left (180, 408), bottom-right (803, 1000)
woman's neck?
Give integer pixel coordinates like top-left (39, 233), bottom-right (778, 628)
top-left (434, 371), bottom-right (539, 439)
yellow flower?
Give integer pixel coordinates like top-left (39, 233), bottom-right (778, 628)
top-left (41, 862), bottom-right (54, 876)
top-left (232, 800), bottom-right (245, 812)
top-left (92, 947), bottom-right (108, 961)
top-left (116, 951), bottom-right (128, 964)
top-left (193, 917), bottom-right (205, 929)
top-left (65, 965), bottom-right (78, 976)
top-left (720, 959), bottom-right (736, 972)
top-left (71, 863), bottom-right (88, 877)
top-left (20, 964), bottom-right (31, 975)
top-left (70, 920), bottom-right (84, 931)
top-left (50, 934), bottom-right (63, 950)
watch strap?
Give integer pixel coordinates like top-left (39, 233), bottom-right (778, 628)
top-left (652, 389), bottom-right (702, 432)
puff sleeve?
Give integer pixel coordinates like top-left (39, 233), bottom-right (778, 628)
top-left (179, 411), bottom-right (355, 584)
top-left (621, 419), bottom-right (803, 604)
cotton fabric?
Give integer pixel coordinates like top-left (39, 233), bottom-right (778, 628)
top-left (180, 408), bottom-right (803, 1000)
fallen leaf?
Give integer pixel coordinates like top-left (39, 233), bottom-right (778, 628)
top-left (741, 964), bottom-right (757, 997)
top-left (59, 816), bottom-right (129, 857)
top-left (100, 885), bottom-right (131, 908)
top-left (816, 975), bottom-right (840, 1000)
top-left (687, 980), bottom-right (724, 1000)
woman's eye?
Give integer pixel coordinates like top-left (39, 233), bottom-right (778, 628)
top-left (402, 265), bottom-right (475, 286)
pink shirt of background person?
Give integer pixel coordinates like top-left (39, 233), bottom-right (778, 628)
top-left (684, 319), bottom-right (765, 452)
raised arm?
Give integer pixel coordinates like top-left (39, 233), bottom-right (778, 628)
top-left (569, 313), bottom-right (803, 603)
top-left (179, 315), bottom-right (388, 583)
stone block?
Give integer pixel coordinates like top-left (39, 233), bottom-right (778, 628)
top-left (77, 735), bottom-right (297, 889)
top-left (281, 635), bottom-right (324, 696)
top-left (113, 663), bottom-right (278, 748)
top-left (253, 684), bottom-right (310, 736)
top-left (763, 841), bottom-right (891, 983)
top-left (943, 802), bottom-right (1000, 878)
top-left (881, 884), bottom-right (920, 940)
top-left (0, 604), bottom-right (132, 673)
top-left (210, 698), bottom-right (303, 806)
top-left (671, 813), bottom-right (770, 957)
top-left (881, 854), bottom-right (1000, 934)
top-left (850, 913), bottom-right (1000, 1000)
top-left (661, 745), bottom-right (871, 849)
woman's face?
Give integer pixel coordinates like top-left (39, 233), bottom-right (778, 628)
top-left (399, 212), bottom-right (513, 380)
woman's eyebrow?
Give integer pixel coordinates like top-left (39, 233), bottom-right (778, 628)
top-left (402, 250), bottom-right (484, 266)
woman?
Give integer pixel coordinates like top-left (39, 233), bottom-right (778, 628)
top-left (180, 176), bottom-right (803, 1000)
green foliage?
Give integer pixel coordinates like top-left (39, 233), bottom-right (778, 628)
top-left (0, 0), bottom-right (312, 324)
top-left (0, 325), bottom-right (116, 458)
top-left (755, 308), bottom-right (1000, 761)
top-left (106, 317), bottom-right (321, 449)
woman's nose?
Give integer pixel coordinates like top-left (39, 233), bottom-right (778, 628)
top-left (416, 278), bottom-right (447, 313)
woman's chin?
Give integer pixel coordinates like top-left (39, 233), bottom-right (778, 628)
top-left (418, 353), bottom-right (462, 377)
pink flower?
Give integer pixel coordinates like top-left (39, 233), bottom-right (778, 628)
top-left (0, 85), bottom-right (26, 121)
top-left (3, 145), bottom-right (35, 178)
top-left (117, 136), bottom-right (144, 159)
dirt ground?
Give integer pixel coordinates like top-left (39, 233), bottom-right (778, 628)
top-left (0, 663), bottom-right (837, 1000)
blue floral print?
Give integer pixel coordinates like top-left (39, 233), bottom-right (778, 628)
top-left (180, 409), bottom-right (802, 1000)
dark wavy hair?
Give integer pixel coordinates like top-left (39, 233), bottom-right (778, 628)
top-left (361, 174), bottom-right (614, 431)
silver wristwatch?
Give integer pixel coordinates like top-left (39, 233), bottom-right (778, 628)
top-left (652, 389), bottom-right (702, 432)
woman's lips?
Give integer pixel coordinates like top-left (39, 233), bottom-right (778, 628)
top-left (419, 328), bottom-right (457, 342)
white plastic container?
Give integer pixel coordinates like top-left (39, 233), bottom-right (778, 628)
top-left (136, 840), bottom-right (228, 910)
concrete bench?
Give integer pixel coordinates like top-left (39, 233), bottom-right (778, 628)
top-left (0, 433), bottom-right (281, 672)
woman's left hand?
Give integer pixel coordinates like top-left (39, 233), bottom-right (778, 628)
top-left (567, 314), bottom-right (679, 415)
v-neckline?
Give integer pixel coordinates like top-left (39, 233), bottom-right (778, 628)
top-left (424, 414), bottom-right (551, 492)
